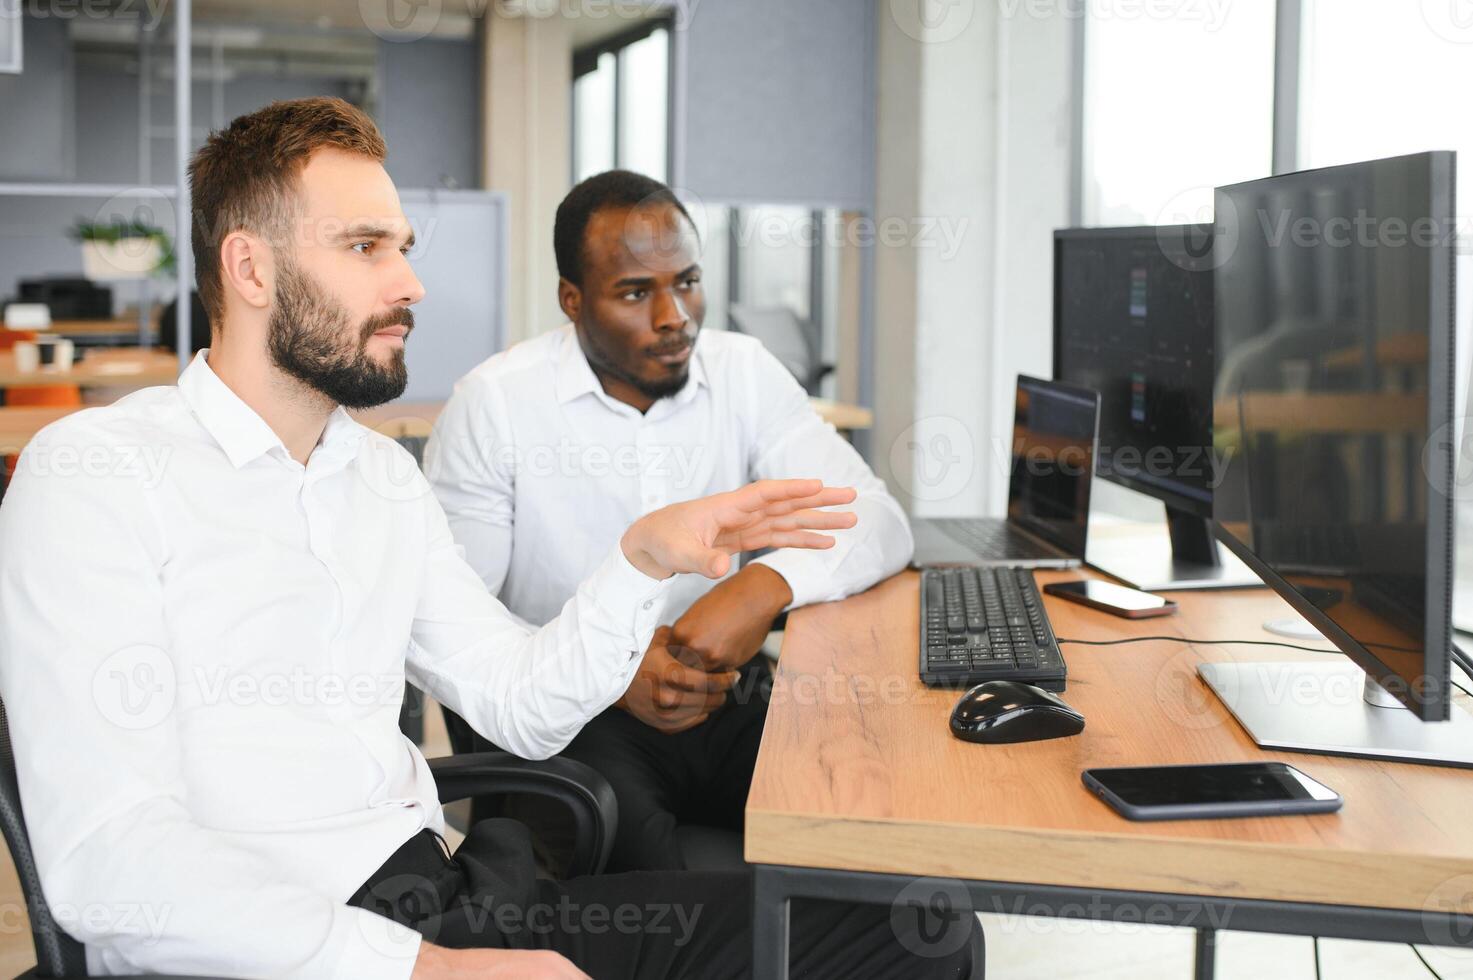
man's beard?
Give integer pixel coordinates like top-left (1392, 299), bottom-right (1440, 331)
top-left (581, 326), bottom-right (693, 403)
top-left (268, 259), bottom-right (412, 409)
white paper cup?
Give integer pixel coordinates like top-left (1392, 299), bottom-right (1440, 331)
top-left (12, 342), bottom-right (39, 373)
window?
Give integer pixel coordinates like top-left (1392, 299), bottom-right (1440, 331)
top-left (1081, 3), bottom-right (1275, 226)
top-left (1299, 0), bottom-right (1473, 220)
top-left (571, 22), bottom-right (670, 184)
top-left (732, 206), bottom-right (814, 320)
top-left (1296, 0), bottom-right (1473, 610)
top-left (694, 205), bottom-right (839, 398)
top-left (572, 52), bottom-right (615, 182)
top-left (1080, 1), bottom-right (1473, 607)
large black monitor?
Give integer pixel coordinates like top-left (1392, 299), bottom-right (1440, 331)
top-left (1202, 151), bottom-right (1472, 766)
top-left (1053, 226), bottom-right (1255, 590)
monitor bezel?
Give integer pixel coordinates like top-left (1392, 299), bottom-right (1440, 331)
top-left (1051, 224), bottom-right (1216, 519)
top-left (1209, 151), bottom-right (1456, 722)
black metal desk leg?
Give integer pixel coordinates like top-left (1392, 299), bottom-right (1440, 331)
top-left (1195, 928), bottom-right (1218, 980)
top-left (754, 866), bottom-right (791, 980)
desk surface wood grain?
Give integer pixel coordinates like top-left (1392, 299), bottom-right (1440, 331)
top-left (747, 569), bottom-right (1473, 914)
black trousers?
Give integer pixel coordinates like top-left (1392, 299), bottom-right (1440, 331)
top-left (349, 823), bottom-right (980, 979)
top-left (471, 658), bottom-right (773, 873)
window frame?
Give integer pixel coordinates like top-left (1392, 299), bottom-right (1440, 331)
top-left (570, 16), bottom-right (675, 185)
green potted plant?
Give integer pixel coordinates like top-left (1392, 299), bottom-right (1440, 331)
top-left (71, 218), bottom-right (175, 281)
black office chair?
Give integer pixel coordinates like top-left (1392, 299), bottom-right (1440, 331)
top-left (726, 304), bottom-right (834, 396)
top-left (389, 431), bottom-right (430, 748)
top-left (441, 705), bottom-right (747, 872)
top-left (0, 696), bottom-right (617, 979)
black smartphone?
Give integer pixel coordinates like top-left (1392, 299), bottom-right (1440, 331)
top-left (1082, 762), bottom-right (1343, 821)
top-left (1043, 579), bottom-right (1177, 619)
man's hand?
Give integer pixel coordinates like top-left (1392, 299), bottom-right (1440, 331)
top-left (617, 626), bottom-right (739, 734)
top-left (620, 479), bottom-right (857, 581)
top-left (669, 564), bottom-right (793, 673)
top-left (411, 941), bottom-right (589, 979)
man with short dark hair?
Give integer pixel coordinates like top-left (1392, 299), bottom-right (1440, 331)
top-left (0, 101), bottom-right (971, 979)
top-left (427, 170), bottom-right (914, 872)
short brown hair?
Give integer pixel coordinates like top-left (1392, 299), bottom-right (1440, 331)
top-left (187, 97), bottom-right (386, 324)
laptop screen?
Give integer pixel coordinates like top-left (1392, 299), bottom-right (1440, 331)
top-left (1006, 376), bottom-right (1100, 558)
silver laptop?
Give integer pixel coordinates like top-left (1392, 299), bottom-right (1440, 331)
top-left (911, 375), bottom-right (1100, 568)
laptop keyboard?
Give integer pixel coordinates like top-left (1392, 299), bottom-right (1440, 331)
top-left (927, 518), bottom-right (1061, 562)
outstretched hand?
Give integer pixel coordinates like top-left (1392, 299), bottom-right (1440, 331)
top-left (620, 479), bottom-right (858, 581)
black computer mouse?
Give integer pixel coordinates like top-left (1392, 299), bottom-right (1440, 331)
top-left (949, 680), bottom-right (1085, 744)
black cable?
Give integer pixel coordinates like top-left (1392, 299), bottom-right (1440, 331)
top-left (1054, 637), bottom-right (1473, 696)
top-left (1313, 936), bottom-right (1322, 980)
top-left (1056, 635), bottom-right (1343, 655)
top-left (1452, 642), bottom-right (1473, 678)
top-left (1409, 944), bottom-right (1445, 980)
top-left (1449, 644), bottom-right (1473, 698)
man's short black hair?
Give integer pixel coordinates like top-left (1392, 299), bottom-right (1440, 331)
top-left (554, 169), bottom-right (696, 286)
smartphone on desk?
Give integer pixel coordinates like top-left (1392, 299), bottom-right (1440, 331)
top-left (1043, 579), bottom-right (1177, 619)
top-left (1082, 762), bottom-right (1343, 821)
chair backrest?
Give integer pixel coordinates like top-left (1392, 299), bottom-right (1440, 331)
top-left (726, 304), bottom-right (824, 393)
top-left (394, 435), bottom-right (428, 469)
top-left (0, 698), bottom-right (89, 977)
top-left (0, 330), bottom-right (38, 351)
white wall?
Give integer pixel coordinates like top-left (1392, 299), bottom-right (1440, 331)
top-left (873, 1), bottom-right (1075, 517)
top-left (481, 8), bottom-right (573, 345)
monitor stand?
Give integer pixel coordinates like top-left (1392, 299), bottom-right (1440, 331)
top-left (1087, 506), bottom-right (1262, 592)
top-left (1197, 660), bottom-right (1473, 769)
top-left (1263, 617), bottom-right (1325, 641)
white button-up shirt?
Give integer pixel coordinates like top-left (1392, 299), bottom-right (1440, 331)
top-left (425, 325), bottom-right (912, 627)
top-left (0, 352), bottom-right (669, 979)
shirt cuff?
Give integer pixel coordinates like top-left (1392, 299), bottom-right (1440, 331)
top-left (587, 544), bottom-right (673, 651)
top-left (326, 905), bottom-right (422, 980)
top-left (750, 548), bottom-right (834, 610)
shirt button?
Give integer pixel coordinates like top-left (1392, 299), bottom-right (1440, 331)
top-left (642, 600), bottom-right (654, 610)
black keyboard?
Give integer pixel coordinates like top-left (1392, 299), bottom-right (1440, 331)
top-left (920, 566), bottom-right (1067, 690)
top-left (927, 518), bottom-right (1060, 561)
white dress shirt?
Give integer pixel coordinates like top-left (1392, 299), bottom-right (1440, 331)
top-left (0, 352), bottom-right (670, 979)
top-left (425, 325), bottom-right (912, 628)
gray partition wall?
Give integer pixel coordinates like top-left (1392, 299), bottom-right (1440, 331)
top-left (680, 0), bottom-right (875, 210)
top-left (397, 190), bottom-right (508, 402)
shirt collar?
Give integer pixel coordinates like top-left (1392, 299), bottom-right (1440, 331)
top-left (177, 351), bottom-right (366, 469)
top-left (553, 323), bottom-right (709, 411)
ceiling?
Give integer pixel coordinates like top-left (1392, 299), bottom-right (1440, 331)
top-left (69, 0), bottom-right (670, 44)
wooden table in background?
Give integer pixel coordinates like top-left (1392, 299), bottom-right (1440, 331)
top-left (0, 408), bottom-right (77, 455)
top-left (45, 318), bottom-right (156, 340)
top-left (353, 398), bottom-right (875, 436)
top-left (747, 569), bottom-right (1473, 977)
top-left (0, 396), bottom-right (875, 461)
top-left (0, 348), bottom-right (179, 390)
top-left (808, 398), bottom-right (873, 431)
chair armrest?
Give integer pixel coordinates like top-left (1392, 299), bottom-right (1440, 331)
top-left (427, 752), bottom-right (618, 878)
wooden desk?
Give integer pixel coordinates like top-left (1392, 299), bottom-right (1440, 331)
top-left (0, 348), bottom-right (178, 389)
top-left (748, 569), bottom-right (1473, 976)
top-left (0, 395), bottom-right (872, 455)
